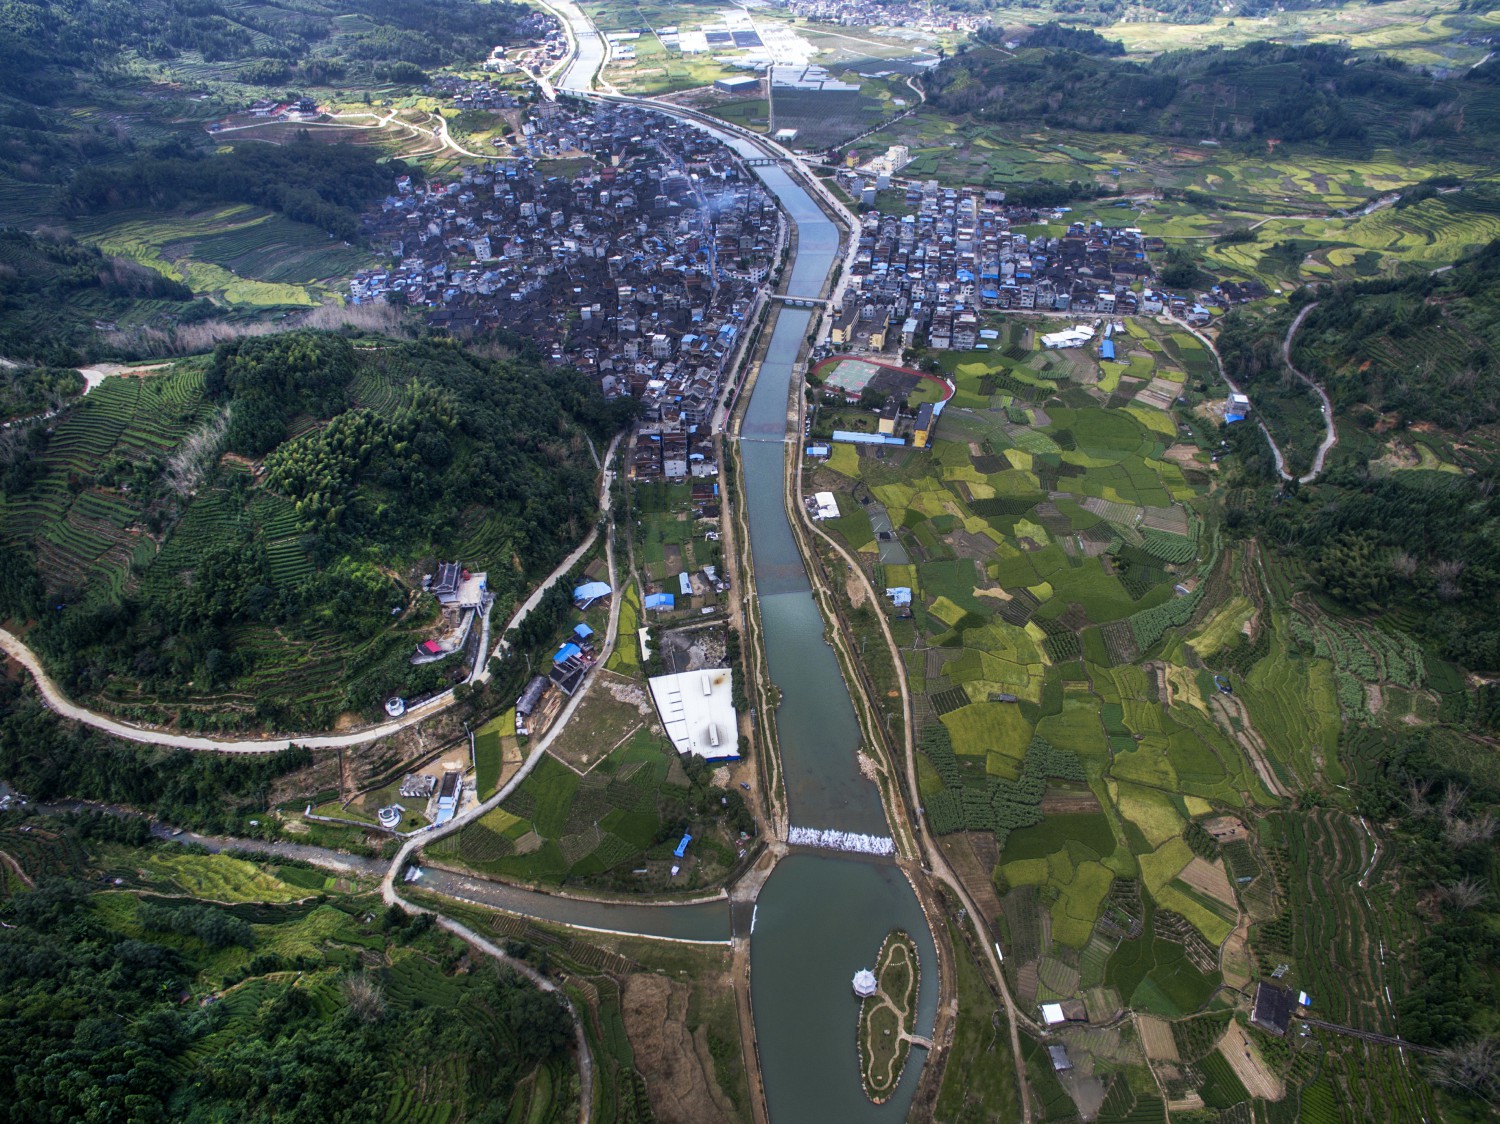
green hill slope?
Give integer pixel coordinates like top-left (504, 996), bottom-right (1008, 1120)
top-left (0, 813), bottom-right (576, 1123)
top-left (0, 331), bottom-right (635, 731)
top-left (1292, 231), bottom-right (1500, 431)
top-left (928, 37), bottom-right (1500, 158)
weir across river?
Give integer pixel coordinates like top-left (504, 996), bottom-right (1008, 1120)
top-left (552, 15), bottom-right (942, 1119)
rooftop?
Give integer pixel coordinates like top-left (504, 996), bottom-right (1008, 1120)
top-left (1252, 982), bottom-right (1295, 1035)
top-left (648, 668), bottom-right (739, 759)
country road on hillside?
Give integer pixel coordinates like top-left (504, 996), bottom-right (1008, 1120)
top-left (0, 437), bottom-right (619, 753)
top-left (1170, 306), bottom-right (1336, 485)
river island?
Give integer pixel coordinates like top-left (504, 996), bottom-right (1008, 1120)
top-left (856, 928), bottom-right (922, 1103)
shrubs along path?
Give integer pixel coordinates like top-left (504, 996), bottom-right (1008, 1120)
top-left (858, 928), bottom-right (922, 1103)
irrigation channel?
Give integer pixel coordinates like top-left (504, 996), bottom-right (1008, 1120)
top-left (548, 23), bottom-right (941, 1121)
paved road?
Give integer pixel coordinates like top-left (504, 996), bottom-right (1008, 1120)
top-left (1168, 311), bottom-right (1335, 486)
top-left (0, 626), bottom-right (462, 753)
top-left (416, 866), bottom-right (732, 943)
top-left (1300, 1016), bottom-right (1439, 1055)
top-left (481, 434), bottom-right (620, 680)
top-left (798, 437), bottom-right (1037, 1122)
top-left (2, 361), bottom-right (172, 432)
top-left (214, 107), bottom-right (483, 160)
top-left (154, 825), bottom-right (391, 878)
top-left (25, 797), bottom-right (393, 877)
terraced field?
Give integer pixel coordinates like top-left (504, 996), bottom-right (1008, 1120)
top-left (0, 368), bottom-right (216, 595)
top-left (69, 205), bottom-right (372, 307)
top-left (816, 310), bottom-right (1467, 1117)
top-left (5, 345), bottom-right (566, 729)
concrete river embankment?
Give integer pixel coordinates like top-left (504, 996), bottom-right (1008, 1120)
top-left (555, 25), bottom-right (942, 1120)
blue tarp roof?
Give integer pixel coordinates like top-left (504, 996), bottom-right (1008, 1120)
top-left (1100, 340), bottom-right (1116, 360)
top-left (573, 581), bottom-right (611, 602)
top-left (674, 834), bottom-right (693, 858)
top-left (885, 587), bottom-right (912, 606)
top-left (832, 430), bottom-right (906, 446)
top-left (1225, 413), bottom-right (1246, 424)
top-left (573, 622), bottom-right (594, 638)
top-left (554, 642), bottom-right (582, 663)
top-left (644, 592), bottom-right (675, 610)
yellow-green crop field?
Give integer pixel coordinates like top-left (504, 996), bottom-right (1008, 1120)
top-left (70, 205), bottom-right (371, 307)
top-left (812, 308), bottom-right (1456, 1111)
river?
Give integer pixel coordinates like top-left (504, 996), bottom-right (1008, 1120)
top-left (736, 253), bottom-right (938, 1124)
top-left (554, 16), bottom-right (941, 1118)
top-left (662, 98), bottom-right (938, 1124)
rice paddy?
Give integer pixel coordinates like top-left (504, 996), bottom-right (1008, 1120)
top-left (816, 302), bottom-right (1456, 1115)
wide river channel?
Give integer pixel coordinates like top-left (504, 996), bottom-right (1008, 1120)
top-left (554, 23), bottom-right (941, 1120)
top-left (727, 147), bottom-right (940, 1124)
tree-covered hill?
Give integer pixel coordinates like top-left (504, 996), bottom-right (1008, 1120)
top-left (0, 0), bottom-right (545, 229)
top-left (928, 38), bottom-right (1500, 156)
top-left (0, 332), bottom-right (637, 732)
top-left (1291, 232), bottom-right (1500, 433)
top-left (0, 0), bottom-right (540, 105)
top-left (0, 812), bottom-right (577, 1123)
top-left (0, 226), bottom-right (203, 366)
top-left (60, 140), bottom-right (408, 244)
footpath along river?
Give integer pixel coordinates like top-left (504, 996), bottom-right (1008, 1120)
top-left (733, 203), bottom-right (939, 1124)
top-left (553, 28), bottom-right (940, 1119)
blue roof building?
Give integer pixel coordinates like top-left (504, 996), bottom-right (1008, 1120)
top-left (644, 592), bottom-right (675, 610)
top-left (573, 622), bottom-right (594, 639)
top-left (573, 581), bottom-right (612, 608)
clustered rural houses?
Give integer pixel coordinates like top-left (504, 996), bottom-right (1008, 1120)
top-left (351, 102), bottom-right (779, 388)
top-left (828, 181), bottom-right (1177, 352)
top-left (423, 77), bottom-right (525, 111)
top-left (775, 0), bottom-right (983, 34)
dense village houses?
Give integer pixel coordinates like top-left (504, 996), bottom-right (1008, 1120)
top-left (827, 176), bottom-right (1176, 351)
top-left (352, 102), bottom-right (780, 470)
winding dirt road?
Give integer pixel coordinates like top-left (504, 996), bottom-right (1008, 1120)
top-left (1169, 308), bottom-right (1336, 485)
top-left (1279, 301), bottom-right (1338, 482)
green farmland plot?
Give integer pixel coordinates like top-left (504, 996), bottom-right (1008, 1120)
top-left (829, 315), bottom-right (1439, 1111)
top-left (71, 206), bottom-right (365, 307)
top-left (430, 729), bottom-right (752, 893)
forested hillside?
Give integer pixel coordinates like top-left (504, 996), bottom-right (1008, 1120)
top-left (0, 811), bottom-right (576, 1122)
top-left (0, 227), bottom-right (202, 365)
top-left (0, 0), bottom-right (539, 103)
top-left (1291, 233), bottom-right (1500, 432)
top-left (0, 332), bottom-right (637, 731)
top-left (928, 37), bottom-right (1500, 156)
top-left (0, 0), bottom-right (543, 232)
top-left (61, 141), bottom-right (409, 244)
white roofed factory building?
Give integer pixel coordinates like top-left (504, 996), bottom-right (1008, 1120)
top-left (648, 669), bottom-right (739, 759)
